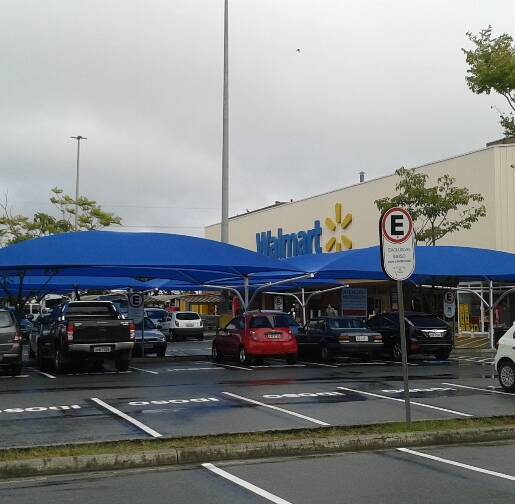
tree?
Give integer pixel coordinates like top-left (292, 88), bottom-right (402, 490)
top-left (463, 26), bottom-right (515, 136)
top-left (375, 167), bottom-right (486, 245)
top-left (0, 187), bottom-right (122, 247)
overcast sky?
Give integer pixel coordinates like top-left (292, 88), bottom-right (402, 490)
top-left (1, 0), bottom-right (513, 237)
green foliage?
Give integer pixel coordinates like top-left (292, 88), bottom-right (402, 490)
top-left (375, 167), bottom-right (486, 246)
top-left (0, 187), bottom-right (121, 247)
top-left (463, 26), bottom-right (515, 136)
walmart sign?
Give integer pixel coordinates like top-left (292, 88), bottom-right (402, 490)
top-left (256, 221), bottom-right (323, 259)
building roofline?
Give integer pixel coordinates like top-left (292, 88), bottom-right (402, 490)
top-left (205, 143), bottom-right (513, 229)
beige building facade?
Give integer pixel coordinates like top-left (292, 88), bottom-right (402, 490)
top-left (206, 142), bottom-right (515, 255)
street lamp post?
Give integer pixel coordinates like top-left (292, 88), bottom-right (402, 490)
top-left (221, 0), bottom-right (229, 243)
top-left (70, 135), bottom-right (87, 231)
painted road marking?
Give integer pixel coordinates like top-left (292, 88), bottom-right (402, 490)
top-left (90, 397), bottom-right (162, 438)
top-left (337, 386), bottom-right (473, 417)
top-left (0, 405), bottom-right (81, 414)
top-left (129, 397), bottom-right (219, 406)
top-left (166, 367), bottom-right (224, 372)
top-left (130, 367), bottom-right (159, 375)
top-left (202, 463), bottom-right (293, 504)
top-left (67, 371), bottom-right (132, 376)
top-left (0, 375), bottom-right (29, 379)
top-left (381, 387), bottom-right (457, 394)
top-left (250, 364), bottom-right (306, 368)
top-left (222, 391), bottom-right (330, 426)
top-left (300, 361), bottom-right (339, 368)
top-left (398, 448), bottom-right (515, 482)
top-left (442, 382), bottom-right (515, 396)
top-left (28, 368), bottom-right (56, 379)
top-left (263, 391), bottom-right (344, 399)
top-left (217, 364), bottom-right (253, 371)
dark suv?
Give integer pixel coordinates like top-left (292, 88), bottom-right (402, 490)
top-left (367, 311), bottom-right (453, 360)
top-left (0, 309), bottom-right (23, 375)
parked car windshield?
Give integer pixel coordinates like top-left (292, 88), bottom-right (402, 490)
top-left (0, 311), bottom-right (13, 328)
top-left (146, 309), bottom-right (167, 319)
top-left (328, 318), bottom-right (367, 329)
top-left (66, 303), bottom-right (117, 316)
top-left (176, 312), bottom-right (200, 320)
top-left (274, 314), bottom-right (298, 328)
top-left (250, 314), bottom-right (297, 329)
top-left (135, 318), bottom-right (156, 330)
top-left (407, 315), bottom-right (446, 327)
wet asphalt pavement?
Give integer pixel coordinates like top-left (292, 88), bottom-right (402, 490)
top-left (0, 339), bottom-right (511, 449)
top-left (1, 441), bottom-right (514, 503)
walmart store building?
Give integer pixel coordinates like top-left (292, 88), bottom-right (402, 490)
top-left (205, 139), bottom-right (515, 334)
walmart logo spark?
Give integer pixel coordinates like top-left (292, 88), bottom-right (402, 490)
top-left (324, 203), bottom-right (352, 251)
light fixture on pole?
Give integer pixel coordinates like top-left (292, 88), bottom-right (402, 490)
top-left (70, 135), bottom-right (87, 231)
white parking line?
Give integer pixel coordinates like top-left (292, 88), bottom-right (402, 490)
top-left (216, 364), bottom-right (253, 371)
top-left (0, 375), bottom-right (29, 379)
top-left (301, 361), bottom-right (339, 368)
top-left (166, 367), bottom-right (224, 372)
top-left (130, 367), bottom-right (159, 375)
top-left (442, 382), bottom-right (514, 396)
top-left (90, 397), bottom-right (162, 438)
top-left (336, 386), bottom-right (473, 417)
top-left (398, 448), bottom-right (515, 482)
top-left (222, 391), bottom-right (330, 426)
top-left (31, 369), bottom-right (56, 379)
top-left (250, 364), bottom-right (306, 369)
top-left (202, 463), bottom-right (293, 504)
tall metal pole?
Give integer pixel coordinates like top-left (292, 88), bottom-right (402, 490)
top-left (221, 0), bottom-right (229, 243)
top-left (70, 135), bottom-right (87, 231)
top-left (489, 280), bottom-right (494, 349)
top-left (397, 280), bottom-right (412, 424)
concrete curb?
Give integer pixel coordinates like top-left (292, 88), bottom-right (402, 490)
top-left (1, 425), bottom-right (514, 478)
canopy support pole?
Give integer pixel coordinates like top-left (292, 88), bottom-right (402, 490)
top-left (489, 280), bottom-right (494, 349)
top-left (301, 288), bottom-right (306, 325)
top-left (243, 276), bottom-right (249, 310)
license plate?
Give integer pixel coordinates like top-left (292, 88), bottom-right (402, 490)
top-left (144, 344), bottom-right (153, 348)
top-left (187, 323), bottom-right (194, 327)
top-left (355, 335), bottom-right (369, 342)
top-left (266, 333), bottom-right (282, 339)
top-left (93, 346), bottom-right (111, 353)
top-left (429, 331), bottom-right (443, 338)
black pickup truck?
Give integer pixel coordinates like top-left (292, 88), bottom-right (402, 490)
top-left (37, 301), bottom-right (135, 373)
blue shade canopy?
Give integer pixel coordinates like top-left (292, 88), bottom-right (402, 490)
top-left (283, 246), bottom-right (515, 283)
top-left (0, 276), bottom-right (150, 299)
top-left (0, 231), bottom-right (301, 283)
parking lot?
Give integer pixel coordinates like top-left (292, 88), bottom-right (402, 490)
top-left (0, 338), bottom-right (511, 450)
top-left (1, 441), bottom-right (514, 503)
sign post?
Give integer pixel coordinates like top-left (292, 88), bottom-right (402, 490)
top-left (380, 207), bottom-right (416, 424)
top-left (128, 292), bottom-right (145, 356)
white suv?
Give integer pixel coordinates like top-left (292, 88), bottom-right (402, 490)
top-left (160, 311), bottom-right (204, 342)
top-left (494, 324), bottom-right (515, 392)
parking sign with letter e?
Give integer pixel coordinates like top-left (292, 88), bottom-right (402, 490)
top-left (379, 207), bottom-right (415, 281)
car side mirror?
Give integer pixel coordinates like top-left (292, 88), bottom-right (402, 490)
top-left (157, 324), bottom-right (163, 330)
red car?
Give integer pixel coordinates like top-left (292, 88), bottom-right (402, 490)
top-left (212, 311), bottom-right (298, 365)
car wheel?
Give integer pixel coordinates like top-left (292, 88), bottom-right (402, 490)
top-left (10, 364), bottom-right (22, 376)
top-left (115, 359), bottom-right (130, 372)
top-left (239, 346), bottom-right (251, 365)
top-left (171, 330), bottom-right (178, 342)
top-left (157, 347), bottom-right (166, 358)
top-left (286, 353), bottom-right (298, 365)
top-left (498, 360), bottom-right (515, 392)
top-left (54, 348), bottom-right (67, 374)
top-left (28, 345), bottom-right (35, 360)
top-left (197, 334), bottom-right (204, 341)
top-left (212, 344), bottom-right (223, 363)
top-left (434, 349), bottom-right (451, 360)
top-left (37, 344), bottom-right (49, 371)
top-left (320, 345), bottom-right (333, 363)
top-left (391, 342), bottom-right (403, 361)
top-left (167, 330), bottom-right (172, 342)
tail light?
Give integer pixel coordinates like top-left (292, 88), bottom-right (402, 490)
top-left (13, 330), bottom-right (22, 343)
top-left (249, 330), bottom-right (258, 341)
top-left (129, 322), bottom-right (136, 340)
top-left (339, 336), bottom-right (350, 342)
top-left (66, 323), bottom-right (74, 343)
top-left (286, 329), bottom-right (293, 340)
top-left (373, 335), bottom-right (383, 342)
top-left (175, 321), bottom-right (180, 327)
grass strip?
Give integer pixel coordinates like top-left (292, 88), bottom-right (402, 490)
top-left (1, 415), bottom-right (515, 463)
